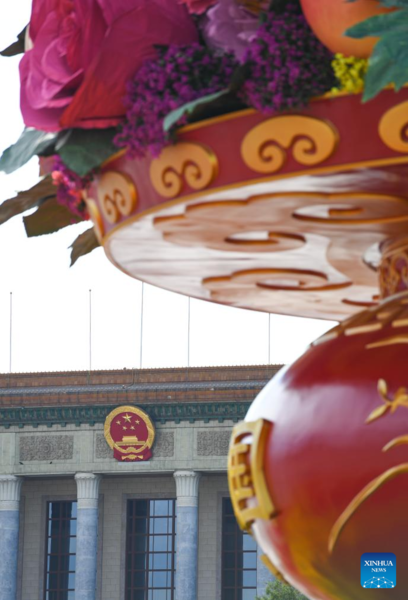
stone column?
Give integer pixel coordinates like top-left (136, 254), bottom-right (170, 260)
top-left (0, 475), bottom-right (23, 600)
top-left (257, 550), bottom-right (274, 597)
top-left (75, 473), bottom-right (101, 600)
top-left (173, 471), bottom-right (201, 600)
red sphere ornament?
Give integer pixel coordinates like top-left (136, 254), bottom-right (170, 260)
top-left (228, 291), bottom-right (408, 599)
top-left (299, 0), bottom-right (393, 58)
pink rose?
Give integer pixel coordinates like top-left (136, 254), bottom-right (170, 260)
top-left (20, 0), bottom-right (198, 132)
top-left (179, 0), bottom-right (217, 15)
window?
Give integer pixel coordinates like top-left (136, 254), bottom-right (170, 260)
top-left (222, 497), bottom-right (257, 600)
top-left (126, 499), bottom-right (176, 600)
top-left (44, 501), bottom-right (77, 600)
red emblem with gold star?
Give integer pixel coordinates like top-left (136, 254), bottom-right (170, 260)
top-left (104, 406), bottom-right (155, 461)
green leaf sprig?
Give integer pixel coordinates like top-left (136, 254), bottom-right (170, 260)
top-left (346, 0), bottom-right (408, 101)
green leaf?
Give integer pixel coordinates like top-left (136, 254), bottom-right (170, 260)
top-left (69, 227), bottom-right (100, 266)
top-left (362, 32), bottom-right (408, 100)
top-left (0, 129), bottom-right (56, 174)
top-left (163, 91), bottom-right (229, 132)
top-left (346, 10), bottom-right (407, 38)
top-left (56, 128), bottom-right (118, 177)
top-left (345, 4), bottom-right (408, 101)
top-left (0, 176), bottom-right (55, 225)
top-left (0, 26), bottom-right (27, 57)
top-left (379, 0), bottom-right (408, 6)
top-left (23, 197), bottom-right (82, 237)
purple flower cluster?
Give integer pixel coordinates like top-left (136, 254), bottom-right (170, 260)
top-left (241, 2), bottom-right (335, 113)
top-left (52, 157), bottom-right (91, 219)
top-left (114, 44), bottom-right (237, 158)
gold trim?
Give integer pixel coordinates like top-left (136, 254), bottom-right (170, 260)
top-left (100, 155), bottom-right (408, 246)
top-left (227, 419), bottom-right (277, 532)
top-left (328, 463), bottom-right (408, 554)
top-left (366, 335), bottom-right (408, 349)
top-left (104, 405), bottom-right (155, 456)
top-left (383, 436), bottom-right (408, 453)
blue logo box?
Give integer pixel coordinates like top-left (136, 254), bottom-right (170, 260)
top-left (361, 553), bottom-right (396, 589)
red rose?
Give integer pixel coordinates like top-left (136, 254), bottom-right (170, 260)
top-left (20, 0), bottom-right (198, 131)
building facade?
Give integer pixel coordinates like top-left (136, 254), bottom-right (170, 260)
top-left (0, 365), bottom-right (280, 600)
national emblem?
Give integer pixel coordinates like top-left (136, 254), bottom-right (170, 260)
top-left (104, 406), bottom-right (155, 461)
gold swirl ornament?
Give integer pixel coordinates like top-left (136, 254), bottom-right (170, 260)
top-left (241, 115), bottom-right (338, 174)
top-left (149, 142), bottom-right (218, 198)
top-left (379, 100), bottom-right (408, 154)
top-left (228, 419), bottom-right (277, 532)
top-left (97, 171), bottom-right (138, 224)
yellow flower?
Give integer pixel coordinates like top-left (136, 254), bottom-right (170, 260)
top-left (331, 53), bottom-right (368, 95)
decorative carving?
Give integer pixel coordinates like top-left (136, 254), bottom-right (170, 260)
top-left (173, 470), bottom-right (201, 507)
top-left (19, 435), bottom-right (74, 461)
top-left (97, 171), bottom-right (137, 224)
top-left (150, 142), bottom-right (218, 198)
top-left (95, 430), bottom-right (174, 459)
top-left (95, 433), bottom-right (111, 459)
top-left (197, 430), bottom-right (231, 456)
top-left (0, 402), bottom-right (250, 429)
top-left (228, 419), bottom-right (277, 532)
top-left (154, 431), bottom-right (175, 457)
top-left (75, 473), bottom-right (101, 509)
top-left (379, 100), bottom-right (408, 154)
top-left (0, 476), bottom-right (23, 511)
top-left (379, 239), bottom-right (408, 298)
top-left (241, 115), bottom-right (338, 174)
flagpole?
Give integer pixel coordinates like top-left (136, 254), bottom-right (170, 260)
top-left (187, 297), bottom-right (191, 368)
top-left (89, 289), bottom-right (92, 372)
top-left (9, 292), bottom-right (12, 374)
top-left (139, 282), bottom-right (144, 369)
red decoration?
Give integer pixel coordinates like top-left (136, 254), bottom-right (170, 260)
top-left (104, 406), bottom-right (155, 461)
top-left (229, 291), bottom-right (408, 599)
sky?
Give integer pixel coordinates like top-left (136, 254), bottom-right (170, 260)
top-left (0, 1), bottom-right (335, 374)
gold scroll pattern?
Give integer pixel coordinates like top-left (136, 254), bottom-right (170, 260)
top-left (378, 100), bottom-right (408, 154)
top-left (241, 115), bottom-right (338, 174)
top-left (97, 171), bottom-right (138, 224)
top-left (329, 379), bottom-right (408, 554)
top-left (150, 142), bottom-right (218, 198)
top-left (228, 419), bottom-right (277, 532)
